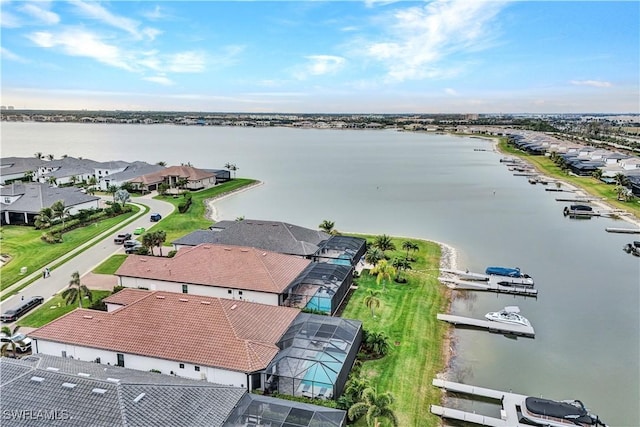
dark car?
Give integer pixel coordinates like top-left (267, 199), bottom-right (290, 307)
top-left (114, 233), bottom-right (132, 244)
top-left (1, 296), bottom-right (45, 323)
top-left (150, 213), bottom-right (162, 222)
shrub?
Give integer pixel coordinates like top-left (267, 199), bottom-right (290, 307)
top-left (167, 250), bottom-right (177, 258)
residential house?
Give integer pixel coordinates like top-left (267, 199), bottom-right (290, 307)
top-left (29, 289), bottom-right (361, 401)
top-left (0, 182), bottom-right (99, 225)
top-left (97, 161), bottom-right (166, 191)
top-left (127, 165), bottom-right (223, 193)
top-left (37, 157), bottom-right (102, 186)
top-left (0, 157), bottom-right (45, 184)
top-left (115, 244), bottom-right (311, 306)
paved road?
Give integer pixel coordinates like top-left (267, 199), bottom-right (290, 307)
top-left (1, 193), bottom-right (174, 315)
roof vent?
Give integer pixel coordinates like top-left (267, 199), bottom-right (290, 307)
top-left (92, 388), bottom-right (107, 395)
top-left (262, 253), bottom-right (267, 256)
top-left (77, 372), bottom-right (91, 377)
top-left (45, 367), bottom-right (59, 371)
top-left (224, 248), bottom-right (231, 251)
top-left (30, 376), bottom-right (45, 382)
top-left (231, 304), bottom-right (237, 310)
top-left (133, 393), bottom-right (146, 403)
top-left (240, 249), bottom-right (249, 252)
top-left (156, 295), bottom-right (166, 299)
top-left (83, 315), bottom-right (93, 319)
top-left (179, 298), bottom-right (188, 302)
top-left (62, 382), bottom-right (77, 389)
top-left (200, 301), bottom-right (211, 305)
top-left (106, 378), bottom-right (120, 383)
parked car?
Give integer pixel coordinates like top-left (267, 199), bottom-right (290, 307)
top-left (114, 233), bottom-right (132, 244)
top-left (150, 213), bottom-right (162, 222)
top-left (133, 227), bottom-right (145, 235)
top-left (125, 243), bottom-right (143, 254)
top-left (0, 296), bottom-right (45, 323)
top-left (0, 332), bottom-right (32, 353)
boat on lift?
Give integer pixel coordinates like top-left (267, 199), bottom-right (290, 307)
top-left (521, 396), bottom-right (607, 427)
top-left (484, 306), bottom-right (531, 327)
top-left (485, 266), bottom-right (534, 286)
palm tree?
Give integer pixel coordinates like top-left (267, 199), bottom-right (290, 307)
top-left (34, 152), bottom-right (43, 160)
top-left (592, 168), bottom-right (603, 181)
top-left (23, 170), bottom-right (35, 182)
top-left (364, 247), bottom-right (384, 266)
top-left (156, 161), bottom-right (167, 166)
top-left (363, 290), bottom-right (381, 317)
top-left (87, 176), bottom-right (98, 188)
top-left (51, 200), bottom-right (71, 237)
top-left (348, 387), bottom-right (398, 427)
top-left (373, 235), bottom-right (396, 257)
top-left (107, 185), bottom-right (119, 202)
top-left (46, 154), bottom-right (54, 161)
top-left (370, 259), bottom-right (396, 291)
top-left (319, 219), bottom-right (336, 234)
top-left (152, 230), bottom-right (167, 256)
top-left (345, 376), bottom-right (371, 402)
top-left (47, 176), bottom-right (57, 186)
top-left (391, 257), bottom-right (411, 282)
top-left (142, 232), bottom-right (155, 255)
top-left (401, 241), bottom-right (413, 259)
top-left (365, 330), bottom-right (390, 357)
top-left (1, 325), bottom-right (25, 358)
top-left (230, 163), bottom-right (238, 179)
top-left (34, 207), bottom-right (53, 229)
top-left (61, 271), bottom-right (93, 308)
top-left (614, 173), bottom-right (630, 188)
top-left (70, 175), bottom-right (78, 186)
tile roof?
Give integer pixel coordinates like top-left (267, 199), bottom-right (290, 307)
top-left (1, 355), bottom-right (245, 427)
top-left (103, 288), bottom-right (151, 307)
top-left (115, 244), bottom-right (311, 294)
top-left (29, 290), bottom-right (300, 373)
top-left (174, 219), bottom-right (330, 256)
top-left (128, 165), bottom-right (214, 185)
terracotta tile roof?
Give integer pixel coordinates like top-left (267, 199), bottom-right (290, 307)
top-left (103, 288), bottom-right (150, 307)
top-left (29, 291), bottom-right (300, 373)
top-left (115, 244), bottom-right (311, 293)
top-left (128, 166), bottom-right (214, 185)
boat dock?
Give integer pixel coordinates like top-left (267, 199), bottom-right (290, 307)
top-left (438, 277), bottom-right (538, 297)
top-left (431, 379), bottom-right (528, 427)
top-left (606, 227), bottom-right (640, 234)
top-left (555, 197), bottom-right (597, 202)
top-left (437, 313), bottom-right (535, 337)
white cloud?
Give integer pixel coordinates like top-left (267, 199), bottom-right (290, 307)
top-left (27, 29), bottom-right (135, 71)
top-left (294, 55), bottom-right (346, 80)
top-left (20, 3), bottom-right (60, 25)
top-left (1, 46), bottom-right (28, 63)
top-left (142, 5), bottom-right (170, 21)
top-left (70, 0), bottom-right (159, 40)
top-left (570, 80), bottom-right (612, 88)
top-left (361, 0), bottom-right (508, 82)
top-left (166, 51), bottom-right (206, 73)
top-left (143, 75), bottom-right (174, 86)
top-left (1, 9), bottom-right (22, 28)
top-left (444, 88), bottom-right (458, 96)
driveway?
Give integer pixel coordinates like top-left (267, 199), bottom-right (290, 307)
top-left (1, 193), bottom-right (174, 315)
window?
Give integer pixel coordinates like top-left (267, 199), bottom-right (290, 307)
top-left (116, 353), bottom-right (125, 367)
top-left (228, 289), bottom-right (232, 294)
top-left (195, 366), bottom-right (200, 372)
top-left (238, 291), bottom-right (243, 295)
top-left (61, 351), bottom-right (67, 358)
top-left (182, 285), bottom-right (188, 294)
top-left (179, 363), bottom-right (184, 369)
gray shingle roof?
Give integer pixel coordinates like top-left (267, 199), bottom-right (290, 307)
top-left (0, 182), bottom-right (99, 214)
top-left (1, 355), bottom-right (246, 427)
top-left (0, 157), bottom-right (46, 176)
top-left (174, 220), bottom-right (330, 256)
top-left (106, 162), bottom-right (166, 182)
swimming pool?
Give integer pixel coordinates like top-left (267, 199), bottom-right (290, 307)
top-left (304, 290), bottom-right (332, 313)
top-left (301, 351), bottom-right (346, 389)
top-left (331, 254), bottom-right (352, 266)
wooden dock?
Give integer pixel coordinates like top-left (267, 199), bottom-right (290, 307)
top-left (437, 313), bottom-right (535, 337)
top-left (606, 227), bottom-right (640, 234)
top-left (439, 277), bottom-right (538, 297)
top-left (431, 379), bottom-right (528, 427)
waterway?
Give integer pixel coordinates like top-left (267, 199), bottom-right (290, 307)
top-left (2, 123), bottom-right (638, 425)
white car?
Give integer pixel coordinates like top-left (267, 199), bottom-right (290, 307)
top-left (0, 332), bottom-right (32, 353)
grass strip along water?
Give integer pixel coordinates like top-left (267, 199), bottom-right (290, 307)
top-left (341, 235), bottom-right (448, 427)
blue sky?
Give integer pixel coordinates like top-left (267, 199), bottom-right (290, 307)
top-left (1, 1), bottom-right (638, 113)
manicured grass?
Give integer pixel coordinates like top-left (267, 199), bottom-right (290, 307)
top-left (152, 179), bottom-right (258, 243)
top-left (498, 139), bottom-right (640, 219)
top-left (341, 235), bottom-right (448, 427)
top-left (17, 290), bottom-right (112, 328)
top-left (0, 208), bottom-right (139, 291)
top-left (92, 255), bottom-right (128, 275)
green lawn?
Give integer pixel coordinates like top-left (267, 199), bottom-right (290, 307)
top-left (152, 179), bottom-right (258, 243)
top-left (92, 255), bottom-right (128, 275)
top-left (498, 139), bottom-right (640, 219)
top-left (0, 208), bottom-right (139, 291)
top-left (341, 235), bottom-right (448, 427)
top-left (17, 290), bottom-right (112, 328)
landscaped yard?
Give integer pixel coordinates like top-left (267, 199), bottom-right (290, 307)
top-left (341, 235), bottom-right (448, 427)
top-left (0, 207), bottom-right (139, 291)
top-left (92, 255), bottom-right (128, 275)
top-left (153, 178), bottom-right (258, 243)
top-left (17, 290), bottom-right (112, 328)
top-left (498, 138), bottom-right (640, 219)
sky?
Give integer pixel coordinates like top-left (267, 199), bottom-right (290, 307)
top-left (1, 0), bottom-right (638, 114)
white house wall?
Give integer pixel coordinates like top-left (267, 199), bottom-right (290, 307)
top-left (68, 199), bottom-right (100, 215)
top-left (33, 339), bottom-right (249, 388)
top-left (117, 276), bottom-right (279, 305)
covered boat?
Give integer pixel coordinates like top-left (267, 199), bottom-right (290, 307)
top-left (485, 266), bottom-right (530, 278)
top-left (485, 306), bottom-right (530, 327)
top-left (522, 397), bottom-right (607, 427)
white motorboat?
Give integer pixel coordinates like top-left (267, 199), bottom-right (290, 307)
top-left (484, 306), bottom-right (531, 327)
top-left (521, 397), bottom-right (607, 427)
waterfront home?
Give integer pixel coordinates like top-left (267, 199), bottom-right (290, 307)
top-left (0, 182), bottom-right (99, 225)
top-left (1, 354), bottom-right (347, 426)
top-left (0, 156), bottom-right (46, 184)
top-left (29, 289), bottom-right (362, 401)
top-left (127, 165), bottom-right (228, 193)
top-left (96, 161), bottom-right (166, 190)
top-left (37, 157), bottom-right (113, 186)
top-left (173, 219), bottom-right (366, 267)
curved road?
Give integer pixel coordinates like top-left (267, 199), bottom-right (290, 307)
top-left (2, 193), bottom-right (174, 315)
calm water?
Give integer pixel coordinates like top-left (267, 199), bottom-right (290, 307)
top-left (3, 123), bottom-right (639, 425)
